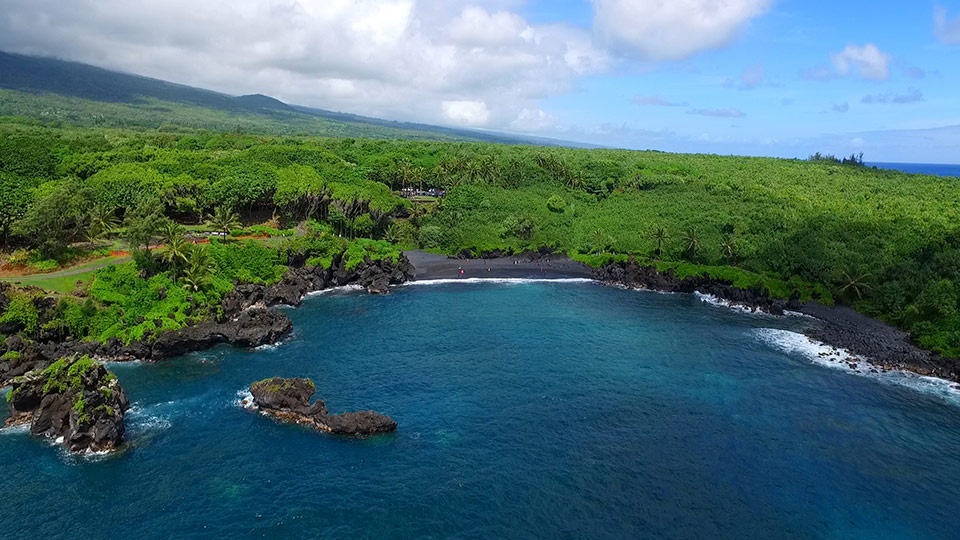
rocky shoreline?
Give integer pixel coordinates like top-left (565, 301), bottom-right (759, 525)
top-left (5, 248), bottom-right (958, 452)
top-left (0, 252), bottom-right (414, 389)
top-left (0, 252), bottom-right (412, 452)
top-left (592, 259), bottom-right (959, 384)
top-left (404, 250), bottom-right (958, 383)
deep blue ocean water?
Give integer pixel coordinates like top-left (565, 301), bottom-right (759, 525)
top-left (868, 162), bottom-right (960, 177)
top-left (3, 281), bottom-right (960, 538)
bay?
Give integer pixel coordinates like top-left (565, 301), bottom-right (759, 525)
top-left (2, 282), bottom-right (960, 538)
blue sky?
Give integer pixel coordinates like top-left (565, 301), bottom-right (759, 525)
top-left (1, 0), bottom-right (959, 162)
top-left (521, 0), bottom-right (960, 161)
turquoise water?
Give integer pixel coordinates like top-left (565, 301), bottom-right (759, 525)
top-left (3, 281), bottom-right (960, 538)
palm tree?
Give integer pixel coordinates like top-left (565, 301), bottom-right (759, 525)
top-left (158, 220), bottom-right (189, 275)
top-left (86, 204), bottom-right (119, 243)
top-left (591, 228), bottom-right (609, 256)
top-left (682, 227), bottom-right (701, 261)
top-left (651, 226), bottom-right (669, 258)
top-left (205, 206), bottom-right (241, 237)
top-left (838, 270), bottom-right (872, 301)
top-left (720, 232), bottom-right (737, 263)
top-left (182, 245), bottom-right (216, 293)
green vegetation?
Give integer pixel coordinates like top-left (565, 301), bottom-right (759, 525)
top-left (0, 114), bottom-right (959, 358)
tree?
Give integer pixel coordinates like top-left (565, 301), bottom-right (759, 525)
top-left (591, 228), bottom-right (610, 256)
top-left (682, 227), bottom-right (701, 261)
top-left (651, 226), bottom-right (669, 258)
top-left (0, 173), bottom-right (35, 246)
top-left (720, 231), bottom-right (738, 263)
top-left (124, 198), bottom-right (165, 252)
top-left (205, 206), bottom-right (241, 236)
top-left (86, 203), bottom-right (120, 243)
top-left (158, 219), bottom-right (189, 276)
top-left (182, 245), bottom-right (216, 293)
top-left (14, 181), bottom-right (89, 259)
top-left (837, 270), bottom-right (872, 302)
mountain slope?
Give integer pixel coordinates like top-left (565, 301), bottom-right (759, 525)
top-left (0, 51), bottom-right (585, 146)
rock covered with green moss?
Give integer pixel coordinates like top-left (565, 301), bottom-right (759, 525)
top-left (249, 377), bottom-right (396, 436)
top-left (4, 355), bottom-right (129, 453)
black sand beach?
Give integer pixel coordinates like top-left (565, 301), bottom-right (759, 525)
top-left (403, 250), bottom-right (593, 281)
top-left (402, 250), bottom-right (957, 382)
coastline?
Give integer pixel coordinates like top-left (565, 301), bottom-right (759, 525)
top-left (403, 250), bottom-right (593, 281)
top-left (403, 251), bottom-right (959, 385)
top-left (4, 250), bottom-right (956, 390)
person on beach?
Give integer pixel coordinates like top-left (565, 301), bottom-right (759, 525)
top-left (458, 266), bottom-right (464, 277)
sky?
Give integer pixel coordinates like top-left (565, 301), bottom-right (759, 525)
top-left (1, 0), bottom-right (959, 163)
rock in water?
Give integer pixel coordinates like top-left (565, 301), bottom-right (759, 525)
top-left (249, 377), bottom-right (397, 436)
top-left (250, 377), bottom-right (316, 411)
top-left (4, 355), bottom-right (129, 454)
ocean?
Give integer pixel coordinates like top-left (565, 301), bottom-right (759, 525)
top-left (3, 281), bottom-right (960, 538)
top-left (868, 162), bottom-right (960, 177)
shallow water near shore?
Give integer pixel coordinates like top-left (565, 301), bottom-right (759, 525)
top-left (3, 282), bottom-right (960, 538)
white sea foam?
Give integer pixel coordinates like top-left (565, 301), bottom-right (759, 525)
top-left (0, 423), bottom-right (29, 436)
top-left (126, 403), bottom-right (173, 432)
top-left (236, 389), bottom-right (257, 410)
top-left (754, 328), bottom-right (960, 405)
top-left (305, 284), bottom-right (365, 297)
top-left (694, 291), bottom-right (767, 315)
top-left (403, 277), bottom-right (594, 287)
top-left (254, 342), bottom-right (283, 351)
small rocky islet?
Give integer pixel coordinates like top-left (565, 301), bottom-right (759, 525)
top-left (246, 377), bottom-right (397, 436)
top-left (4, 354), bottom-right (129, 454)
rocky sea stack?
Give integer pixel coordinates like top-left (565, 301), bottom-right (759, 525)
top-left (249, 377), bottom-right (397, 436)
top-left (4, 355), bottom-right (129, 453)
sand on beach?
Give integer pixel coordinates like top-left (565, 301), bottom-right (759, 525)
top-left (403, 250), bottom-right (594, 281)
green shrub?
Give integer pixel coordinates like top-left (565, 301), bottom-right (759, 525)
top-left (342, 239), bottom-right (401, 271)
top-left (546, 194), bottom-right (566, 213)
top-left (28, 259), bottom-right (59, 272)
top-left (1, 350), bottom-right (22, 362)
top-left (0, 293), bottom-right (40, 335)
top-left (207, 240), bottom-right (286, 285)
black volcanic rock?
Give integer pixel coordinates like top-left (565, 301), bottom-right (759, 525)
top-left (592, 259), bottom-right (797, 315)
top-left (594, 259), bottom-right (958, 382)
top-left (250, 377), bottom-right (316, 411)
top-left (148, 306), bottom-right (292, 360)
top-left (4, 355), bottom-right (129, 453)
top-left (0, 251), bottom-right (412, 373)
top-left (330, 255), bottom-right (413, 294)
top-left (249, 377), bottom-right (397, 436)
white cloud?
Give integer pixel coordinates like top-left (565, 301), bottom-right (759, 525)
top-left (442, 100), bottom-right (491, 125)
top-left (830, 44), bottom-right (891, 81)
top-left (861, 87), bottom-right (925, 105)
top-left (934, 5), bottom-right (960, 44)
top-left (591, 0), bottom-right (772, 61)
top-left (688, 108), bottom-right (746, 118)
top-left (510, 108), bottom-right (557, 131)
top-left (446, 6), bottom-right (529, 47)
top-left (725, 64), bottom-right (765, 90)
top-left (633, 95), bottom-right (686, 107)
top-left (0, 0), bottom-right (609, 131)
